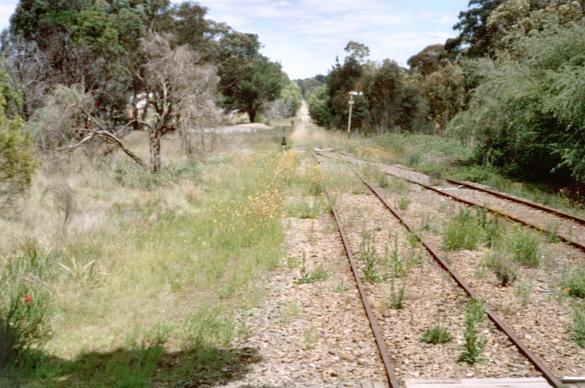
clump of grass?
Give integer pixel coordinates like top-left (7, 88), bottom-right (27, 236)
top-left (397, 196), bottom-right (411, 211)
top-left (572, 308), bottom-right (585, 348)
top-left (421, 325), bottom-right (452, 344)
top-left (484, 252), bottom-right (517, 287)
top-left (505, 228), bottom-right (541, 268)
top-left (287, 196), bottom-right (329, 219)
top-left (304, 164), bottom-right (324, 196)
top-left (545, 223), bottom-right (561, 243)
top-left (561, 269), bottom-right (585, 299)
top-left (303, 324), bottom-right (318, 349)
top-left (442, 209), bottom-right (484, 251)
top-left (384, 176), bottom-right (409, 195)
top-left (358, 231), bottom-right (381, 283)
top-left (458, 300), bottom-right (486, 365)
top-left (386, 238), bottom-right (406, 278)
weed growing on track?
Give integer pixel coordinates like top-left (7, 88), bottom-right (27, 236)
top-left (297, 263), bottom-right (328, 284)
top-left (421, 326), bottom-right (453, 345)
top-left (287, 195), bottom-right (329, 219)
top-left (516, 281), bottom-right (533, 306)
top-left (358, 231), bottom-right (382, 283)
top-left (545, 223), bottom-right (561, 243)
top-left (572, 307), bottom-right (585, 348)
top-left (388, 279), bottom-right (406, 310)
top-left (561, 269), bottom-right (585, 299)
top-left (442, 209), bottom-right (485, 251)
top-left (506, 227), bottom-right (541, 268)
top-left (484, 252), bottom-right (517, 287)
top-left (386, 238), bottom-right (406, 278)
top-left (303, 324), bottom-right (318, 350)
top-left (459, 300), bottom-right (487, 365)
top-left (397, 196), bottom-right (411, 210)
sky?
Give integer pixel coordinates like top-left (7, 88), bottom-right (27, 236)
top-left (0, 0), bottom-right (469, 79)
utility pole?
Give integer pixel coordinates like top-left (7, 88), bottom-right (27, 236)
top-left (347, 91), bottom-right (363, 134)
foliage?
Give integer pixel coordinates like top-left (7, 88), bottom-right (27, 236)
top-left (572, 307), bottom-right (585, 348)
top-left (0, 243), bottom-right (52, 367)
top-left (358, 231), bottom-right (381, 283)
top-left (421, 325), bottom-right (453, 344)
top-left (449, 23), bottom-right (585, 184)
top-left (0, 95), bottom-right (37, 212)
top-left (561, 269), bottom-right (585, 299)
top-left (458, 299), bottom-right (486, 364)
top-left (484, 252), bottom-right (517, 286)
top-left (442, 209), bottom-right (485, 251)
top-left (505, 227), bottom-right (541, 268)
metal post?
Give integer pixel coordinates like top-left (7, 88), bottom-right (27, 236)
top-left (347, 91), bottom-right (362, 135)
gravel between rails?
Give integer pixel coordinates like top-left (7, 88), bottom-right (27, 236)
top-left (318, 158), bottom-right (539, 382)
top-left (376, 182), bottom-right (585, 378)
top-left (323, 150), bottom-right (585, 249)
top-left (224, 213), bottom-right (387, 387)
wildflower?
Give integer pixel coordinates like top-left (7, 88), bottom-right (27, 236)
top-left (23, 294), bottom-right (33, 304)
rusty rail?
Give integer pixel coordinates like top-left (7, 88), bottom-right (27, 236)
top-left (323, 150), bottom-right (585, 254)
top-left (316, 150), bottom-right (564, 387)
top-left (314, 153), bottom-right (401, 388)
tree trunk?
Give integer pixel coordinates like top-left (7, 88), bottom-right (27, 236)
top-left (149, 130), bottom-right (162, 173)
top-left (248, 109), bottom-right (256, 123)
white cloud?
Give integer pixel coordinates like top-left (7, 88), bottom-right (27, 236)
top-left (0, 2), bottom-right (17, 31)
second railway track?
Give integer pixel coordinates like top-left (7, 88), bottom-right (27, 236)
top-left (314, 150), bottom-right (585, 387)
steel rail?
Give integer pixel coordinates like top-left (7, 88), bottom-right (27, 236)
top-left (314, 153), bottom-right (401, 388)
top-left (320, 150), bottom-right (585, 254)
top-left (321, 154), bottom-right (564, 387)
top-left (386, 162), bottom-right (585, 227)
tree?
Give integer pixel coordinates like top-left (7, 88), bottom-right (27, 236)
top-left (222, 55), bottom-right (285, 122)
top-left (408, 44), bottom-right (450, 76)
top-left (0, 93), bottom-right (36, 212)
top-left (449, 23), bottom-right (585, 184)
top-left (420, 64), bottom-right (465, 133)
top-left (446, 0), bottom-right (505, 58)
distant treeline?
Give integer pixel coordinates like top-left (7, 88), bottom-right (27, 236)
top-left (300, 0), bottom-right (585, 186)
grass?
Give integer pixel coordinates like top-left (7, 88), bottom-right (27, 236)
top-left (561, 269), bottom-right (585, 299)
top-left (505, 227), bottom-right (541, 268)
top-left (484, 252), bottom-right (517, 287)
top-left (442, 209), bottom-right (485, 251)
top-left (287, 195), bottom-right (329, 219)
top-left (421, 326), bottom-right (453, 345)
top-left (297, 263), bottom-right (329, 284)
top-left (358, 231), bottom-right (382, 283)
top-left (0, 131), bottom-right (293, 386)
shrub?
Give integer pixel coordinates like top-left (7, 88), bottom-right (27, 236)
top-left (358, 232), bottom-right (381, 283)
top-left (0, 243), bottom-right (52, 367)
top-left (484, 252), bottom-right (517, 287)
top-left (561, 269), bottom-right (585, 299)
top-left (421, 325), bottom-right (453, 344)
top-left (0, 95), bottom-right (37, 213)
top-left (458, 300), bottom-right (486, 364)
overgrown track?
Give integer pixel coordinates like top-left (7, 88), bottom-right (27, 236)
top-left (324, 149), bottom-right (585, 254)
top-left (314, 150), bottom-right (569, 388)
top-left (314, 154), bottom-right (401, 388)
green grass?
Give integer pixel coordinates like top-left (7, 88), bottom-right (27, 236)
top-left (505, 228), bottom-right (541, 268)
top-left (442, 209), bottom-right (485, 251)
top-left (0, 134), bottom-right (293, 386)
top-left (561, 269), bottom-right (585, 299)
top-left (297, 263), bottom-right (328, 284)
top-left (484, 252), bottom-right (517, 287)
top-left (572, 307), bottom-right (585, 348)
top-left (421, 326), bottom-right (453, 345)
top-left (287, 196), bottom-right (329, 219)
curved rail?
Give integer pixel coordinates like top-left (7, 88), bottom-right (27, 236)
top-left (315, 150), bottom-right (563, 387)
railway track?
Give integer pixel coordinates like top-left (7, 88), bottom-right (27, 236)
top-left (320, 149), bottom-right (585, 253)
top-left (314, 150), bottom-right (585, 388)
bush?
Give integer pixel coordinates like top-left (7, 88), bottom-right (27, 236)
top-left (449, 23), bottom-right (585, 184)
top-left (0, 243), bottom-right (52, 367)
top-left (0, 95), bottom-right (37, 212)
top-left (484, 252), bottom-right (517, 286)
top-left (459, 299), bottom-right (486, 364)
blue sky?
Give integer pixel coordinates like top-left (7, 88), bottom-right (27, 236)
top-left (0, 0), bottom-right (469, 79)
